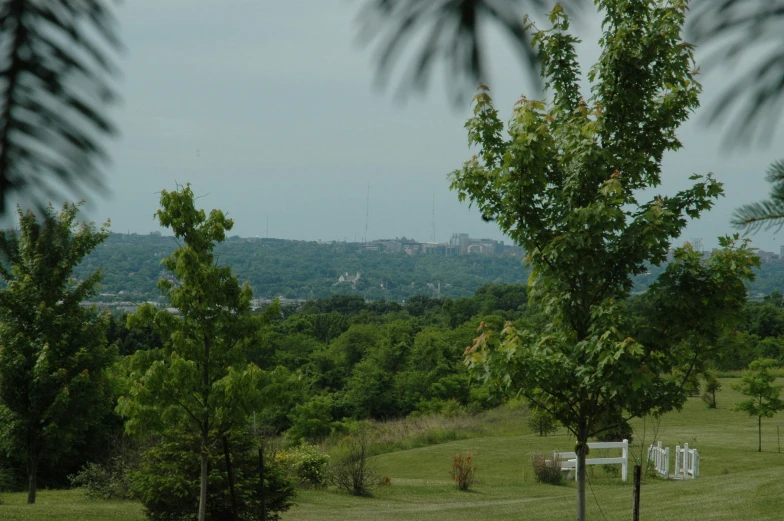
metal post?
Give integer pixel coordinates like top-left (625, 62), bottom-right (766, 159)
top-left (632, 465), bottom-right (642, 521)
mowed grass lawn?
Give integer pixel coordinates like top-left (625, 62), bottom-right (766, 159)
top-left (1, 379), bottom-right (783, 521)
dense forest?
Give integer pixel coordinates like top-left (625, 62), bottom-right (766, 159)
top-left (76, 233), bottom-right (530, 303)
top-left (75, 233), bottom-right (784, 304)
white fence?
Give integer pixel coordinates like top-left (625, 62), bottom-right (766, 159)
top-left (551, 439), bottom-right (629, 482)
top-left (674, 443), bottom-right (699, 479)
top-left (647, 441), bottom-right (699, 480)
top-left (647, 441), bottom-right (670, 479)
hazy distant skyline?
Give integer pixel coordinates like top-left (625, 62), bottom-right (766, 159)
top-left (5, 1), bottom-right (782, 251)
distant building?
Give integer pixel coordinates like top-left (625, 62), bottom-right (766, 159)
top-left (450, 233), bottom-right (504, 254)
top-left (371, 234), bottom-right (512, 256)
top-left (338, 272), bottom-right (361, 285)
top-left (758, 250), bottom-right (776, 264)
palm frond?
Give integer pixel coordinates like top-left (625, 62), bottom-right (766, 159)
top-left (357, 0), bottom-right (585, 102)
top-left (687, 0), bottom-right (784, 146)
top-left (0, 0), bottom-right (121, 214)
top-left (732, 159), bottom-right (784, 232)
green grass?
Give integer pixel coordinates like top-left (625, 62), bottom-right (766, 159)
top-left (2, 379), bottom-right (783, 520)
top-left (717, 367), bottom-right (784, 379)
top-left (0, 489), bottom-right (143, 521)
top-left (287, 379), bottom-right (784, 521)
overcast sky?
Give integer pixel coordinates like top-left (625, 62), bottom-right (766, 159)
top-left (37, 1), bottom-right (784, 251)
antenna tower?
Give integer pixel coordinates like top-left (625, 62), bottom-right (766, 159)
top-left (429, 193), bottom-right (436, 243)
top-left (364, 182), bottom-right (370, 244)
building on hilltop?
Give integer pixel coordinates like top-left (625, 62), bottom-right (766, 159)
top-left (449, 233), bottom-right (504, 255)
top-left (337, 272), bottom-right (361, 285)
top-left (758, 250), bottom-right (776, 263)
top-left (369, 234), bottom-right (518, 256)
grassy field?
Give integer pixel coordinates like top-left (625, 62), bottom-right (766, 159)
top-left (0, 489), bottom-right (143, 521)
top-left (1, 379), bottom-right (782, 520)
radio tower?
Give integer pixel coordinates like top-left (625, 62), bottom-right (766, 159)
top-left (364, 182), bottom-right (370, 244)
top-left (429, 193), bottom-right (436, 243)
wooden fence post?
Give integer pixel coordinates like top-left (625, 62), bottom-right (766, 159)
top-left (632, 464), bottom-right (642, 521)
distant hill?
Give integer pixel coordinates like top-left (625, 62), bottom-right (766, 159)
top-left (77, 233), bottom-right (530, 303)
top-left (75, 233), bottom-right (783, 303)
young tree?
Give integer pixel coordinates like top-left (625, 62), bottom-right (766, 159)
top-left (453, 3), bottom-right (757, 520)
top-left (117, 185), bottom-right (289, 521)
top-left (702, 369), bottom-right (722, 409)
top-left (732, 358), bottom-right (784, 452)
top-left (0, 203), bottom-right (114, 504)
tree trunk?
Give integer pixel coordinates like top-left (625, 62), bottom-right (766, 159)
top-left (576, 440), bottom-right (587, 521)
top-left (199, 335), bottom-right (211, 521)
top-left (758, 416), bottom-right (762, 452)
top-left (27, 451), bottom-right (38, 504)
top-left (259, 443), bottom-right (267, 521)
top-left (222, 436), bottom-right (239, 521)
top-left (199, 425), bottom-right (209, 521)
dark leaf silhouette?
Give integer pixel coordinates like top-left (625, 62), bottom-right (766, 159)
top-left (733, 160), bottom-right (784, 232)
top-left (0, 0), bottom-right (121, 214)
top-left (357, 0), bottom-right (583, 101)
top-left (688, 0), bottom-right (784, 146)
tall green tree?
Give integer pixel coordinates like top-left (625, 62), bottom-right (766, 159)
top-left (118, 185), bottom-right (281, 521)
top-left (732, 358), bottom-right (784, 452)
top-left (453, 3), bottom-right (757, 520)
top-left (0, 202), bottom-right (114, 504)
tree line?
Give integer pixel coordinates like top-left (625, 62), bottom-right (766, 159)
top-left (68, 231), bottom-right (784, 304)
top-left (74, 232), bottom-right (531, 303)
top-left (0, 187), bottom-right (779, 520)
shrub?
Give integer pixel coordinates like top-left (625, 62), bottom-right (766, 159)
top-left (132, 430), bottom-right (294, 521)
top-left (0, 463), bottom-right (11, 492)
top-left (530, 451), bottom-right (563, 486)
top-left (286, 395), bottom-right (338, 443)
top-left (449, 453), bottom-right (477, 491)
top-left (70, 462), bottom-right (126, 500)
top-left (69, 435), bottom-right (139, 500)
top-left (702, 369), bottom-right (722, 409)
top-left (330, 424), bottom-right (378, 496)
top-left (526, 407), bottom-right (558, 437)
top-left (281, 443), bottom-right (330, 488)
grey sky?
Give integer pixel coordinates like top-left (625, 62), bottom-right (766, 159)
top-left (49, 1), bottom-right (784, 250)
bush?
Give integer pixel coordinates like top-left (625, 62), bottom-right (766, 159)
top-left (69, 435), bottom-right (139, 500)
top-left (286, 395), bottom-right (338, 443)
top-left (132, 430), bottom-right (295, 521)
top-left (526, 407), bottom-right (558, 437)
top-left (280, 443), bottom-right (330, 488)
top-left (0, 463), bottom-right (11, 492)
top-left (702, 369), bottom-right (722, 409)
top-left (530, 451), bottom-right (563, 485)
top-left (70, 462), bottom-right (132, 500)
top-left (330, 424), bottom-right (378, 496)
top-left (449, 453), bottom-right (477, 491)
